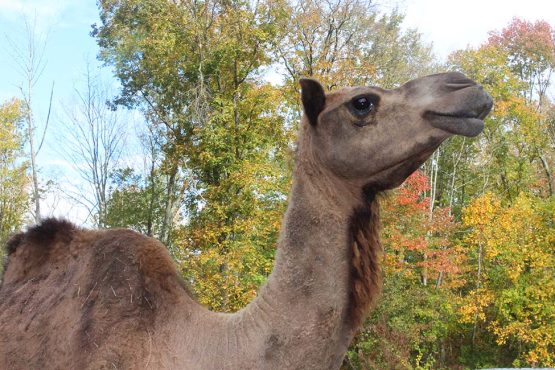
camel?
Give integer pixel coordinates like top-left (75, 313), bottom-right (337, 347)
top-left (0, 72), bottom-right (492, 369)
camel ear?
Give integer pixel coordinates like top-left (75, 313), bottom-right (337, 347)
top-left (300, 78), bottom-right (326, 126)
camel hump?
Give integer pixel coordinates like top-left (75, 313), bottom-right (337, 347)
top-left (6, 218), bottom-right (76, 255)
top-left (2, 218), bottom-right (78, 284)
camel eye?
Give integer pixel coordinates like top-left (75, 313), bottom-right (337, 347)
top-left (351, 96), bottom-right (374, 115)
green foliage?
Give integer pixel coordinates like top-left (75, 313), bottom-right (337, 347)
top-left (179, 84), bottom-right (291, 310)
top-left (347, 18), bottom-right (554, 368)
top-left (346, 172), bottom-right (462, 369)
top-left (0, 99), bottom-right (29, 275)
top-left (0, 5), bottom-right (552, 368)
top-left (451, 45), bottom-right (552, 199)
top-left (104, 167), bottom-right (167, 237)
top-left (347, 277), bottom-right (457, 369)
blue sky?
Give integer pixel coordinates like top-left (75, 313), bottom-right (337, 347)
top-left (0, 0), bottom-right (109, 221)
top-left (0, 0), bottom-right (103, 112)
top-left (0, 0), bottom-right (554, 223)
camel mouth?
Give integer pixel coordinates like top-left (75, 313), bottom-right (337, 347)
top-left (425, 88), bottom-right (493, 137)
top-left (426, 113), bottom-right (486, 137)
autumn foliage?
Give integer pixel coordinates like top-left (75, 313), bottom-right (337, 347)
top-left (461, 193), bottom-right (555, 366)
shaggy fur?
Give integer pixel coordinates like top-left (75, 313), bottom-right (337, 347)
top-left (1, 219), bottom-right (77, 287)
top-left (349, 193), bottom-right (382, 326)
top-left (0, 221), bottom-right (189, 369)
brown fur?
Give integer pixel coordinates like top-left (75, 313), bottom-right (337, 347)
top-left (0, 73), bottom-right (492, 369)
top-left (0, 220), bottom-right (189, 369)
top-left (1, 219), bottom-right (78, 286)
top-left (5, 232), bottom-right (24, 255)
top-left (7, 218), bottom-right (76, 253)
top-left (349, 193), bottom-right (382, 326)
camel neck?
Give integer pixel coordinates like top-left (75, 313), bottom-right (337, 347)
top-left (237, 166), bottom-right (361, 368)
top-left (170, 161), bottom-right (370, 369)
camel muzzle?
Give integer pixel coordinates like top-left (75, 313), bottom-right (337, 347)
top-left (423, 74), bottom-right (493, 137)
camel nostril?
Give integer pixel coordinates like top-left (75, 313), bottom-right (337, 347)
top-left (445, 80), bottom-right (477, 90)
top-left (443, 72), bottom-right (478, 91)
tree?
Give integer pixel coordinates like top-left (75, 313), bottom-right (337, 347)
top-left (275, 2), bottom-right (435, 88)
top-left (460, 192), bottom-right (555, 367)
top-left (7, 16), bottom-right (53, 223)
top-left (94, 0), bottom-right (291, 309)
top-left (347, 171), bottom-right (463, 368)
top-left (447, 19), bottom-right (555, 201)
top-left (104, 167), bottom-right (167, 236)
top-left (93, 4), bottom-right (554, 368)
top-left (179, 84), bottom-right (290, 310)
top-left (488, 18), bottom-right (555, 105)
top-left (487, 18), bottom-right (555, 196)
top-left (103, 119), bottom-right (174, 248)
top-left (0, 99), bottom-right (29, 275)
top-left (441, 20), bottom-right (555, 367)
top-left (61, 65), bottom-right (125, 227)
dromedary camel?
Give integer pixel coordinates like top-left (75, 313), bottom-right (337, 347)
top-left (0, 72), bottom-right (492, 369)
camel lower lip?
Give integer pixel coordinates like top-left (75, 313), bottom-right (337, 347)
top-left (428, 115), bottom-right (485, 137)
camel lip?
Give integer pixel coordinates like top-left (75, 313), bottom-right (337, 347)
top-left (431, 111), bottom-right (480, 119)
top-left (425, 111), bottom-right (486, 137)
top-left (424, 88), bottom-right (492, 137)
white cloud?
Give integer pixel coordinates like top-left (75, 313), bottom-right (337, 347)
top-left (398, 0), bottom-right (555, 60)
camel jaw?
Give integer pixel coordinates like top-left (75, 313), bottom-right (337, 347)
top-left (365, 142), bottom-right (442, 191)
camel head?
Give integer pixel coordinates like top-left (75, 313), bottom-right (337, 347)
top-left (300, 72), bottom-right (493, 192)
